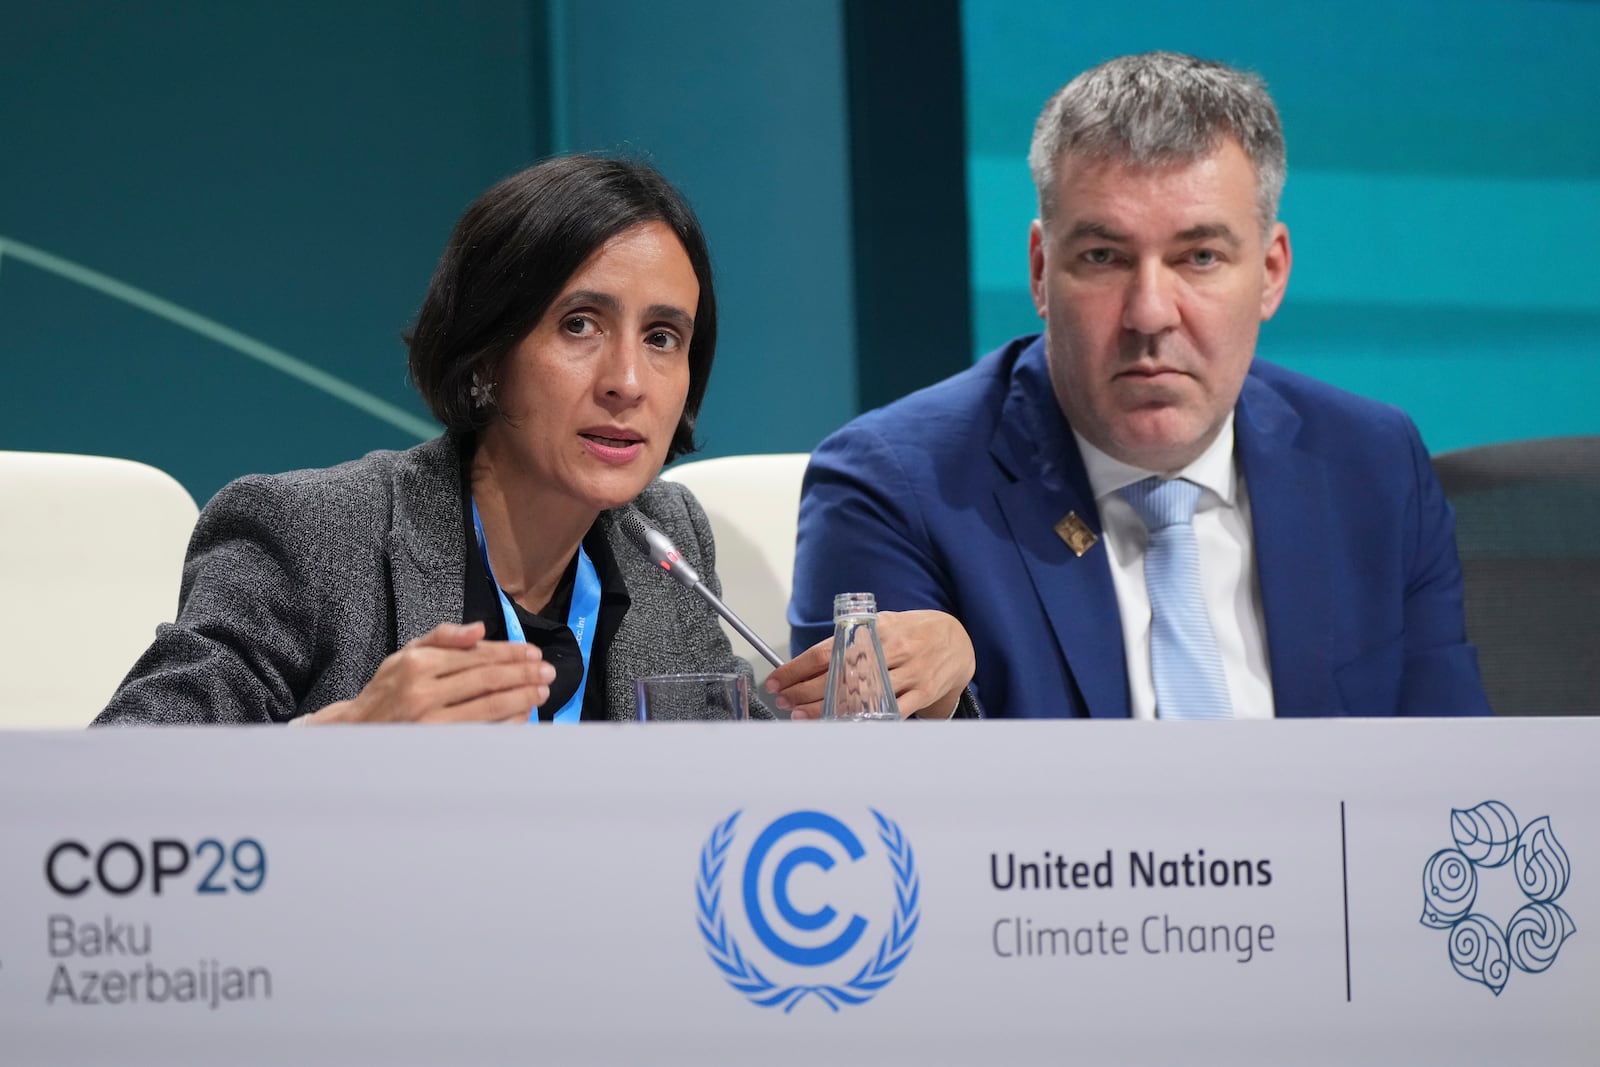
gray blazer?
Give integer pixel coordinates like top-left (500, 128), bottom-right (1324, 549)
top-left (96, 436), bottom-right (765, 724)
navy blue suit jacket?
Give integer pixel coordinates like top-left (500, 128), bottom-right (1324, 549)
top-left (789, 336), bottom-right (1491, 718)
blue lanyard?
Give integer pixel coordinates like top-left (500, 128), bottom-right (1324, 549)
top-left (470, 499), bottom-right (601, 723)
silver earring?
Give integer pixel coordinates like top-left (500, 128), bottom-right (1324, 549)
top-left (470, 373), bottom-right (496, 410)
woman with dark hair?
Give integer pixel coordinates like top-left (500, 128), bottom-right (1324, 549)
top-left (98, 155), bottom-right (976, 725)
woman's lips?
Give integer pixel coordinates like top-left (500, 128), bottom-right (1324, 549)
top-left (580, 432), bottom-right (644, 463)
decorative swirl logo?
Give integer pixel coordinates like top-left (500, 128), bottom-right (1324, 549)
top-left (696, 809), bottom-right (919, 1012)
top-left (1420, 800), bottom-right (1576, 995)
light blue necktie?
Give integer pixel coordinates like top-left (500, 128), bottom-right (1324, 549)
top-left (1118, 477), bottom-right (1232, 720)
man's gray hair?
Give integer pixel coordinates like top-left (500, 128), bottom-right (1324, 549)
top-left (1028, 51), bottom-right (1286, 232)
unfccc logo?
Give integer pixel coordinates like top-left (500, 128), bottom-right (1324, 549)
top-left (696, 809), bottom-right (919, 1012)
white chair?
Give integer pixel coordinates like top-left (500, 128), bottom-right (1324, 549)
top-left (661, 453), bottom-right (810, 685)
top-left (0, 452), bottom-right (198, 727)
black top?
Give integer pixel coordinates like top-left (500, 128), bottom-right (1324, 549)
top-left (459, 450), bottom-right (632, 722)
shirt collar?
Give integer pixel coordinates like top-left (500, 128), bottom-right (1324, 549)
top-left (1073, 411), bottom-right (1239, 506)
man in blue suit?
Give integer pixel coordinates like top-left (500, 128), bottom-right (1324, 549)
top-left (786, 52), bottom-right (1491, 719)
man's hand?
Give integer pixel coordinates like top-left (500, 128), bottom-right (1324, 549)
top-left (765, 610), bottom-right (975, 720)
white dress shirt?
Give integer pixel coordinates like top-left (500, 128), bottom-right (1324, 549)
top-left (1074, 415), bottom-right (1276, 720)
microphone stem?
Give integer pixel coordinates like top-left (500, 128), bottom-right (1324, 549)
top-left (692, 580), bottom-right (785, 669)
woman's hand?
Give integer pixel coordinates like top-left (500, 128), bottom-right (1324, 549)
top-left (302, 622), bottom-right (555, 724)
top-left (764, 610), bottom-right (975, 721)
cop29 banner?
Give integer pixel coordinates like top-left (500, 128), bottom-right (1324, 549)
top-left (0, 719), bottom-right (1592, 1065)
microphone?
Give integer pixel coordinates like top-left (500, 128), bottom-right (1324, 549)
top-left (618, 507), bottom-right (785, 669)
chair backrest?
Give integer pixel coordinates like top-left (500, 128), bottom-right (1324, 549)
top-left (660, 453), bottom-right (810, 684)
top-left (1432, 436), bottom-right (1600, 716)
top-left (0, 451), bottom-right (199, 727)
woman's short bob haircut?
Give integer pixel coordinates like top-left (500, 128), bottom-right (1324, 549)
top-left (408, 154), bottom-right (717, 463)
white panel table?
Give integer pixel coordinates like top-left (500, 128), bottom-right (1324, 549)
top-left (1, 719), bottom-right (1593, 1065)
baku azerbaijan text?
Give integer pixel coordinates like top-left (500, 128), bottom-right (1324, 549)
top-left (45, 915), bottom-right (272, 1009)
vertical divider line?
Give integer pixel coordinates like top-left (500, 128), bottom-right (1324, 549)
top-left (1341, 799), bottom-right (1352, 1002)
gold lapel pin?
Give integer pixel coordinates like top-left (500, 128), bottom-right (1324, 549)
top-left (1054, 512), bottom-right (1098, 557)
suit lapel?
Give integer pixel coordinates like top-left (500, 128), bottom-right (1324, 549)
top-left (388, 435), bottom-right (468, 646)
top-left (1235, 376), bottom-right (1336, 717)
top-left (990, 342), bottom-right (1129, 718)
top-left (598, 509), bottom-right (659, 721)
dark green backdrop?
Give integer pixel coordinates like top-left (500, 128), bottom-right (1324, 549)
top-left (4, 2), bottom-right (1595, 505)
top-left (1, 1), bottom-right (924, 502)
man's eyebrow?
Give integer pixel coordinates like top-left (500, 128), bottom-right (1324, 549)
top-left (1061, 221), bottom-right (1246, 248)
top-left (1175, 223), bottom-right (1241, 248)
top-left (1064, 221), bottom-right (1130, 243)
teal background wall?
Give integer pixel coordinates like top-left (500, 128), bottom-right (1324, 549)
top-left (1, 3), bottom-right (536, 500)
top-left (0, 1), bottom-right (858, 502)
top-left (5, 2), bottom-right (1595, 506)
top-left (556, 0), bottom-right (860, 465)
top-left (963, 0), bottom-right (1600, 453)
